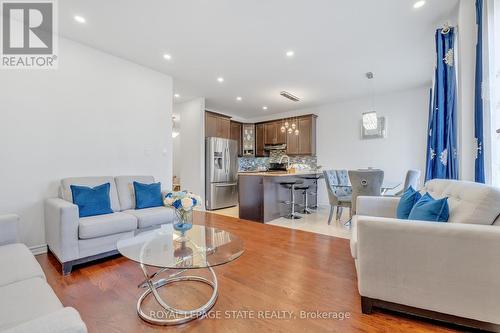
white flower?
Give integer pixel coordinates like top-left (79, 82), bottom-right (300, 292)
top-left (164, 197), bottom-right (174, 206)
top-left (181, 197), bottom-right (193, 209)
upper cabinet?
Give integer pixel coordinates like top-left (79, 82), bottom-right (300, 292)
top-left (298, 115), bottom-right (316, 155)
top-left (264, 121), bottom-right (286, 145)
top-left (286, 115), bottom-right (317, 156)
top-left (255, 123), bottom-right (266, 157)
top-left (205, 110), bottom-right (316, 157)
top-left (230, 121), bottom-right (243, 157)
top-left (205, 111), bottom-right (231, 139)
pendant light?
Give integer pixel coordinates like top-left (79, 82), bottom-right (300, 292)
top-left (362, 72), bottom-right (378, 130)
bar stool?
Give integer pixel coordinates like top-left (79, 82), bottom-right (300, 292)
top-left (280, 181), bottom-right (301, 219)
top-left (295, 185), bottom-right (311, 214)
top-left (301, 174), bottom-right (323, 211)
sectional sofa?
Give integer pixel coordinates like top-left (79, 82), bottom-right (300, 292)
top-left (45, 176), bottom-right (176, 275)
top-left (351, 179), bottom-right (500, 331)
top-left (0, 214), bottom-right (87, 332)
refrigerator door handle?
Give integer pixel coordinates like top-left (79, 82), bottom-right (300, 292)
top-left (225, 147), bottom-right (230, 174)
top-left (214, 183), bottom-right (238, 187)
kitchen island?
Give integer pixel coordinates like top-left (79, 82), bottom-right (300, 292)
top-left (238, 171), bottom-right (322, 223)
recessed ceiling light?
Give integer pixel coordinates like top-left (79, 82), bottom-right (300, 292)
top-left (286, 50), bottom-right (295, 57)
top-left (413, 0), bottom-right (426, 9)
top-left (236, 96), bottom-right (242, 101)
top-left (163, 54), bottom-right (172, 60)
top-left (74, 15), bottom-right (86, 23)
top-left (262, 106), bottom-right (268, 110)
top-left (217, 77), bottom-right (224, 83)
top-left (174, 93), bottom-right (180, 98)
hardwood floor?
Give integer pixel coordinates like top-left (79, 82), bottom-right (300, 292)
top-left (37, 212), bottom-right (459, 333)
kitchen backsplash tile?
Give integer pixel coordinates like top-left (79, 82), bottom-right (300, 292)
top-left (238, 150), bottom-right (317, 171)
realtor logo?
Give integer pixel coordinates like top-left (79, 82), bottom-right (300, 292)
top-left (1, 0), bottom-right (58, 69)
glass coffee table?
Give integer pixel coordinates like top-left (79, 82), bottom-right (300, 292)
top-left (117, 223), bottom-right (244, 326)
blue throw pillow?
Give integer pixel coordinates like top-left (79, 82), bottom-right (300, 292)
top-left (134, 181), bottom-right (163, 209)
top-left (396, 186), bottom-right (422, 219)
top-left (70, 183), bottom-right (113, 218)
top-left (408, 192), bottom-right (449, 222)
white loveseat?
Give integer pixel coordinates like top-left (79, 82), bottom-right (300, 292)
top-left (45, 176), bottom-right (176, 274)
top-left (350, 179), bottom-right (500, 331)
top-left (0, 215), bottom-right (87, 333)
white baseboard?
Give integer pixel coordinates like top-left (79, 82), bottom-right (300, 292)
top-left (30, 244), bottom-right (48, 255)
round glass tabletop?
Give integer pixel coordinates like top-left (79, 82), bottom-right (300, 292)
top-left (117, 224), bottom-right (244, 269)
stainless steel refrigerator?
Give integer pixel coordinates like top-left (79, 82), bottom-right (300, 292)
top-left (205, 137), bottom-right (239, 210)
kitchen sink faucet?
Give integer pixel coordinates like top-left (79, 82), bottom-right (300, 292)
top-left (279, 155), bottom-right (291, 169)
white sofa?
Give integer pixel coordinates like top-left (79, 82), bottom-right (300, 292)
top-left (45, 176), bottom-right (176, 275)
top-left (350, 179), bottom-right (500, 331)
top-left (0, 214), bottom-right (87, 333)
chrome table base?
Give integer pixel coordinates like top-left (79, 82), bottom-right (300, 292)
top-left (137, 263), bottom-right (218, 326)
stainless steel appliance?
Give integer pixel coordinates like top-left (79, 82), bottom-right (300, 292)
top-left (205, 137), bottom-right (239, 210)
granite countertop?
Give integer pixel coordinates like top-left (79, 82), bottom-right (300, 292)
top-left (238, 170), bottom-right (323, 177)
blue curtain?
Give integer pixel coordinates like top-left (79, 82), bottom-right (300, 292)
top-left (474, 0), bottom-right (485, 183)
top-left (425, 27), bottom-right (458, 181)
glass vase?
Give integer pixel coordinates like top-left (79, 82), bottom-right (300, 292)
top-left (173, 209), bottom-right (193, 242)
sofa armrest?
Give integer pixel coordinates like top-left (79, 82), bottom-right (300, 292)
top-left (2, 307), bottom-right (87, 333)
top-left (356, 196), bottom-right (399, 218)
top-left (0, 214), bottom-right (20, 246)
top-left (356, 216), bottom-right (500, 324)
top-left (44, 198), bottom-right (79, 263)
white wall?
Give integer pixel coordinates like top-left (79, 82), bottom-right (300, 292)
top-left (172, 118), bottom-right (182, 180)
top-left (0, 37), bottom-right (173, 248)
top-left (173, 98), bottom-right (206, 207)
top-left (247, 87), bottom-right (429, 204)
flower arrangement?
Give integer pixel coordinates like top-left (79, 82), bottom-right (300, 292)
top-left (164, 191), bottom-right (202, 235)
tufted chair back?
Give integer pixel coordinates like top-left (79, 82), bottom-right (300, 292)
top-left (348, 169), bottom-right (384, 215)
top-left (323, 170), bottom-right (352, 206)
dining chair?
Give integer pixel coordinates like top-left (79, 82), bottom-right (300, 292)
top-left (323, 170), bottom-right (352, 224)
top-left (348, 169), bottom-right (384, 217)
top-left (394, 169), bottom-right (421, 196)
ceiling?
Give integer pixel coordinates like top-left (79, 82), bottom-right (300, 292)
top-left (58, 0), bottom-right (458, 118)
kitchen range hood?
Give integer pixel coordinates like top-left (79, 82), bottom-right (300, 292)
top-left (264, 144), bottom-right (287, 150)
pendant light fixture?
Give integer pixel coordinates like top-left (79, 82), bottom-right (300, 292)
top-left (362, 72), bottom-right (378, 130)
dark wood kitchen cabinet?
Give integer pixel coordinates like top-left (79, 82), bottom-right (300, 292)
top-left (286, 115), bottom-right (317, 155)
top-left (255, 123), bottom-right (266, 157)
top-left (263, 121), bottom-right (286, 145)
top-left (230, 121), bottom-right (243, 156)
top-left (205, 111), bottom-right (231, 139)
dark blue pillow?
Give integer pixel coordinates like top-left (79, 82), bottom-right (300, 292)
top-left (408, 192), bottom-right (449, 222)
top-left (70, 183), bottom-right (113, 218)
top-left (396, 186), bottom-right (422, 219)
top-left (134, 181), bottom-right (163, 209)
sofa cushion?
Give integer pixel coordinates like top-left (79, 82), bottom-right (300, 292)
top-left (2, 307), bottom-right (87, 333)
top-left (0, 277), bottom-right (62, 331)
top-left (78, 212), bottom-right (137, 239)
top-left (70, 183), bottom-right (114, 218)
top-left (61, 177), bottom-right (121, 212)
top-left (115, 176), bottom-right (155, 211)
top-left (124, 206), bottom-right (175, 229)
top-left (408, 193), bottom-right (449, 222)
top-left (0, 244), bottom-right (45, 287)
top-left (423, 179), bottom-right (500, 225)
